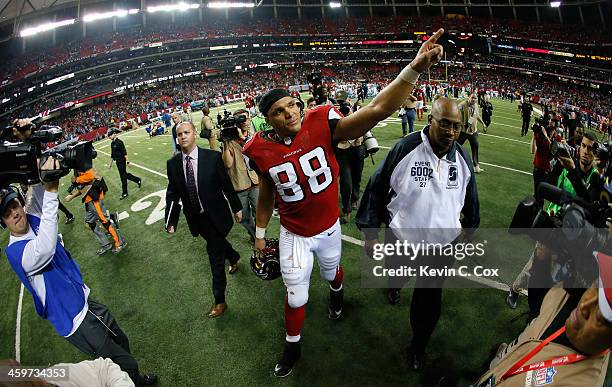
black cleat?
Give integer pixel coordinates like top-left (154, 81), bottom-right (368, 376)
top-left (120, 193), bottom-right (129, 200)
top-left (274, 341), bottom-right (301, 378)
top-left (137, 178), bottom-right (142, 189)
top-left (65, 215), bottom-right (75, 224)
top-left (387, 288), bottom-right (401, 305)
top-left (328, 288), bottom-right (344, 320)
top-left (405, 346), bottom-right (425, 372)
top-left (138, 373), bottom-right (158, 385)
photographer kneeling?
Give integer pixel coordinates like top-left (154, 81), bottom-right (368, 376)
top-left (2, 157), bottom-right (157, 386)
top-left (220, 110), bottom-right (259, 242)
top-left (476, 253), bottom-right (612, 386)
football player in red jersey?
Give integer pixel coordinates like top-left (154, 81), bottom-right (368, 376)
top-left (242, 28), bottom-right (446, 378)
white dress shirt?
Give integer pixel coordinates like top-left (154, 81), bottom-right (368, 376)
top-left (182, 147), bottom-right (205, 213)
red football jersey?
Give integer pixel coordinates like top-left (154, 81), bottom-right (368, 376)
top-left (243, 105), bottom-right (342, 237)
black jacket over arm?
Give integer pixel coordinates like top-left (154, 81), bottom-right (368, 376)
top-left (165, 147), bottom-right (242, 237)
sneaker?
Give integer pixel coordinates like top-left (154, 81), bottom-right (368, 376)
top-left (113, 241), bottom-right (127, 253)
top-left (506, 288), bottom-right (520, 309)
top-left (387, 288), bottom-right (401, 305)
top-left (137, 178), bottom-right (142, 189)
top-left (65, 215), bottom-right (75, 224)
top-left (97, 245), bottom-right (113, 255)
top-left (328, 288), bottom-right (344, 320)
top-left (120, 193), bottom-right (129, 200)
top-left (274, 341), bottom-right (301, 378)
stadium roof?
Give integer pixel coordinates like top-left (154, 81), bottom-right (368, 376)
top-left (0, 0), bottom-right (608, 32)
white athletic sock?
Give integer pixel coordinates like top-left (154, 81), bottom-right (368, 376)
top-left (286, 334), bottom-right (301, 343)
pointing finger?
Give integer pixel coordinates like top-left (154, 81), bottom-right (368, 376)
top-left (427, 28), bottom-right (444, 45)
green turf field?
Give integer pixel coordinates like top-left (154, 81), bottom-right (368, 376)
top-left (0, 97), bottom-right (609, 386)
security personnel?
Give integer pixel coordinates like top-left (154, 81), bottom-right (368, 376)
top-left (65, 168), bottom-right (126, 255)
top-left (476, 252), bottom-right (612, 386)
top-left (108, 130), bottom-right (142, 200)
top-left (357, 97), bottom-right (479, 371)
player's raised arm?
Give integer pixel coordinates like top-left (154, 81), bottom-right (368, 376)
top-left (333, 28), bottom-right (445, 142)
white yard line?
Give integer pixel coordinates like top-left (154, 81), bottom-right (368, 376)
top-left (493, 122), bottom-right (522, 130)
top-left (378, 146), bottom-right (531, 175)
top-left (479, 162), bottom-right (532, 176)
top-left (97, 150), bottom-right (167, 178)
top-left (491, 113), bottom-right (523, 121)
top-left (15, 284), bottom-right (24, 362)
top-left (480, 133), bottom-right (531, 145)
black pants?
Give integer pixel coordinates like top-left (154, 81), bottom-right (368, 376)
top-left (457, 131), bottom-right (479, 166)
top-left (116, 160), bottom-right (140, 195)
top-left (197, 214), bottom-right (240, 304)
top-left (521, 118), bottom-right (530, 136)
top-left (335, 147), bottom-right (364, 214)
top-left (483, 115), bottom-right (491, 128)
top-left (384, 230), bottom-right (456, 354)
top-left (58, 201), bottom-right (73, 218)
top-left (527, 256), bottom-right (554, 322)
top-left (533, 167), bottom-right (549, 207)
top-left (66, 299), bottom-right (139, 384)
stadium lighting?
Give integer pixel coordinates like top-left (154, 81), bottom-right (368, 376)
top-left (147, 3), bottom-right (200, 12)
top-left (550, 1), bottom-right (561, 7)
top-left (207, 2), bottom-right (255, 8)
top-left (84, 10), bottom-right (135, 22)
top-left (20, 19), bottom-right (75, 37)
top-left (329, 1), bottom-right (341, 8)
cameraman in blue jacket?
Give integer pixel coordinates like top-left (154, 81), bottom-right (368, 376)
top-left (2, 151), bottom-right (157, 386)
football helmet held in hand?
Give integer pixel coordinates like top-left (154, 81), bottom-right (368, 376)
top-left (251, 238), bottom-right (281, 280)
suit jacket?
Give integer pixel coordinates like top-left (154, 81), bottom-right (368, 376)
top-left (165, 146), bottom-right (242, 238)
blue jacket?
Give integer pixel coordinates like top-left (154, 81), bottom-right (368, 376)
top-left (6, 214), bottom-right (87, 337)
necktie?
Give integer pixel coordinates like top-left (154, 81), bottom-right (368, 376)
top-left (185, 156), bottom-right (201, 211)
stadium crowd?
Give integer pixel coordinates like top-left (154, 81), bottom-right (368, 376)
top-left (24, 61), bottom-right (609, 143)
top-left (2, 15), bottom-right (608, 85)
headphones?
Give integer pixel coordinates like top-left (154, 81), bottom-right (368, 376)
top-left (0, 186), bottom-right (25, 229)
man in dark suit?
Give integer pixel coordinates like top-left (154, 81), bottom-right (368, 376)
top-left (165, 121), bottom-right (243, 318)
top-left (170, 113), bottom-right (182, 154)
top-left (108, 130), bottom-right (142, 200)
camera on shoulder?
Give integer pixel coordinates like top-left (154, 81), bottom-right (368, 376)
top-left (509, 183), bottom-right (608, 287)
top-left (0, 120), bottom-right (97, 185)
top-left (218, 115), bottom-right (247, 142)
